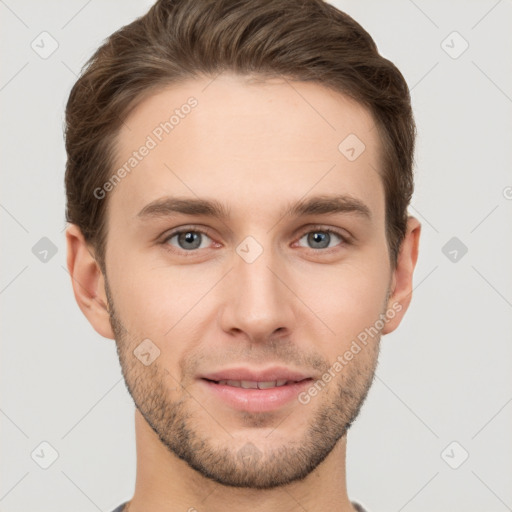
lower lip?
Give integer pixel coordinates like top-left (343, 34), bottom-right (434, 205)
top-left (199, 379), bottom-right (312, 413)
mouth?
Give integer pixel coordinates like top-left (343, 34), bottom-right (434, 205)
top-left (198, 368), bottom-right (314, 412)
top-left (203, 378), bottom-right (310, 389)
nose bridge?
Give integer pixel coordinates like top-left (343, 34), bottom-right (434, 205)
top-left (221, 236), bottom-right (294, 338)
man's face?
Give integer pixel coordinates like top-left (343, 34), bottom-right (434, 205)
top-left (103, 74), bottom-right (393, 488)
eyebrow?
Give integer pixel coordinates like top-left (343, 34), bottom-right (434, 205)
top-left (137, 197), bottom-right (231, 220)
top-left (286, 194), bottom-right (372, 220)
top-left (136, 194), bottom-right (372, 221)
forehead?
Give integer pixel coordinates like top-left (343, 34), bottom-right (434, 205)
top-left (108, 73), bottom-right (384, 222)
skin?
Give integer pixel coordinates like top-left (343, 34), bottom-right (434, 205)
top-left (66, 73), bottom-right (421, 512)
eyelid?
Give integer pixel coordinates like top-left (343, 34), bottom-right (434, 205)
top-left (161, 224), bottom-right (214, 242)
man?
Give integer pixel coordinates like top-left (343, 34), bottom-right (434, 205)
top-left (64, 0), bottom-right (421, 510)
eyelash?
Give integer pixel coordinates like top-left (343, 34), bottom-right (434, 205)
top-left (160, 225), bottom-right (350, 256)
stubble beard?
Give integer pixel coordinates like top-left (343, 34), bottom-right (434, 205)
top-left (105, 278), bottom-right (381, 489)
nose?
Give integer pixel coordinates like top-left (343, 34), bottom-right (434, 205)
top-left (218, 241), bottom-right (297, 343)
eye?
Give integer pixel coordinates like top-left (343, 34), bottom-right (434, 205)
top-left (297, 228), bottom-right (346, 250)
top-left (163, 229), bottom-right (213, 251)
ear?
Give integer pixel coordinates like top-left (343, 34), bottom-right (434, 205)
top-left (65, 224), bottom-right (115, 339)
top-left (382, 215), bottom-right (421, 335)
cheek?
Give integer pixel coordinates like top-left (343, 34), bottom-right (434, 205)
top-left (301, 268), bottom-right (389, 364)
top-left (107, 251), bottom-right (214, 338)
top-left (305, 257), bottom-right (389, 313)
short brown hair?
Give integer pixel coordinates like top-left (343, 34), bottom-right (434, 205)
top-left (64, 0), bottom-right (415, 271)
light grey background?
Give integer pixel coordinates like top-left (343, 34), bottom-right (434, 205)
top-left (1, 1), bottom-right (511, 511)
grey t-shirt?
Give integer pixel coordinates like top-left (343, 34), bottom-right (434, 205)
top-left (111, 500), bottom-right (368, 511)
top-left (111, 504), bottom-right (127, 512)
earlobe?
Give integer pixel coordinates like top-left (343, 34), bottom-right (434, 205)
top-left (382, 215), bottom-right (421, 335)
top-left (65, 224), bottom-right (115, 339)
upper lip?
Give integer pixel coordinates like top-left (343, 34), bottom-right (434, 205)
top-left (200, 367), bottom-right (312, 383)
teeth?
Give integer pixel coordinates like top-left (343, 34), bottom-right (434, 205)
top-left (257, 381), bottom-right (277, 389)
top-left (241, 380), bottom-right (258, 389)
top-left (216, 379), bottom-right (292, 389)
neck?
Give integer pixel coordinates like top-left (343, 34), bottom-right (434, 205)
top-left (125, 409), bottom-right (356, 512)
